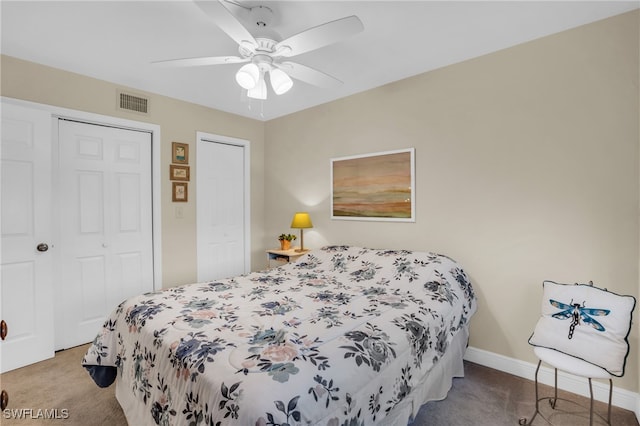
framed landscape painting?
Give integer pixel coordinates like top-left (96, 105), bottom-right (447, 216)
top-left (331, 148), bottom-right (415, 222)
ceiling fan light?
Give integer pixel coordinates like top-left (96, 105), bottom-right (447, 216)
top-left (235, 63), bottom-right (259, 90)
top-left (247, 74), bottom-right (267, 100)
top-left (270, 68), bottom-right (293, 95)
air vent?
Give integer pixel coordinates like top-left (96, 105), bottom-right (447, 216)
top-left (118, 91), bottom-right (149, 114)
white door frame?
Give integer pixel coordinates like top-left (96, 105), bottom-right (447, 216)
top-left (196, 131), bottom-right (251, 276)
top-left (1, 96), bottom-right (163, 290)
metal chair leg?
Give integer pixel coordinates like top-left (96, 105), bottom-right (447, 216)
top-left (588, 377), bottom-right (613, 426)
top-left (607, 378), bottom-right (612, 425)
top-left (551, 368), bottom-right (558, 409)
top-left (588, 378), bottom-right (594, 426)
top-left (518, 361), bottom-right (613, 425)
top-left (518, 360), bottom-right (543, 425)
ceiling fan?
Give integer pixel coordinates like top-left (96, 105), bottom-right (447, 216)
top-left (153, 0), bottom-right (364, 100)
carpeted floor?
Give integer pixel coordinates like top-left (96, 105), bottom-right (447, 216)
top-left (1, 344), bottom-right (637, 425)
top-left (415, 361), bottom-right (638, 426)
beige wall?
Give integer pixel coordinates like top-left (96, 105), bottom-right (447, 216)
top-left (1, 10), bottom-right (638, 396)
top-left (265, 11), bottom-right (639, 393)
top-left (0, 54), bottom-right (266, 287)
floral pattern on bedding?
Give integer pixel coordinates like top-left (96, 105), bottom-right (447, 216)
top-left (83, 246), bottom-right (476, 426)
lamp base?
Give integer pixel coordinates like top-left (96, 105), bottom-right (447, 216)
top-left (294, 248), bottom-right (309, 253)
top-left (294, 229), bottom-right (307, 253)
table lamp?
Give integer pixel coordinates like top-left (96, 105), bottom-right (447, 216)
top-left (290, 212), bottom-right (313, 252)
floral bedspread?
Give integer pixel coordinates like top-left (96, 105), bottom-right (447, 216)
top-left (82, 246), bottom-right (476, 425)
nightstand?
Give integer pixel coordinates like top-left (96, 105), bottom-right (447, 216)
top-left (266, 248), bottom-right (310, 268)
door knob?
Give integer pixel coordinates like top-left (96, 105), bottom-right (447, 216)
top-left (36, 243), bottom-right (49, 252)
top-left (1, 390), bottom-right (7, 410)
top-left (0, 320), bottom-right (6, 340)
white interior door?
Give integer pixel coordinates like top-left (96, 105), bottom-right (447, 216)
top-left (0, 103), bottom-right (55, 372)
top-left (56, 119), bottom-right (154, 349)
top-left (197, 135), bottom-right (249, 281)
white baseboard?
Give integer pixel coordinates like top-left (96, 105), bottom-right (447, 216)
top-left (464, 346), bottom-right (640, 423)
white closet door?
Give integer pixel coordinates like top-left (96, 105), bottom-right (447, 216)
top-left (0, 103), bottom-right (55, 372)
top-left (197, 138), bottom-right (247, 281)
top-left (56, 120), bottom-right (154, 349)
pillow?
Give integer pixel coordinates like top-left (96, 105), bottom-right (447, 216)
top-left (528, 280), bottom-right (636, 377)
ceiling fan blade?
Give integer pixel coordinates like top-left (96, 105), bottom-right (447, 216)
top-left (275, 15), bottom-right (363, 57)
top-left (276, 61), bottom-right (342, 88)
top-left (152, 56), bottom-right (248, 67)
top-left (194, 0), bottom-right (257, 49)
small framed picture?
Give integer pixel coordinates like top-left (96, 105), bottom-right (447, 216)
top-left (172, 142), bottom-right (189, 164)
top-left (172, 182), bottom-right (188, 202)
top-left (170, 164), bottom-right (190, 181)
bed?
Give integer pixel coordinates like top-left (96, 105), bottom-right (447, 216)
top-left (82, 245), bottom-right (477, 425)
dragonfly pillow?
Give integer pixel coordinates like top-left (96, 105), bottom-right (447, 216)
top-left (528, 280), bottom-right (636, 377)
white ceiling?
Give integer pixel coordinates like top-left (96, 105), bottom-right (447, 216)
top-left (2, 1), bottom-right (638, 121)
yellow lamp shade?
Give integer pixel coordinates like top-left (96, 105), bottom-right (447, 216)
top-left (290, 212), bottom-right (313, 229)
top-left (290, 212), bottom-right (312, 252)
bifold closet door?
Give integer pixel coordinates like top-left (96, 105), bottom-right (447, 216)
top-left (56, 120), bottom-right (154, 349)
top-left (197, 139), bottom-right (246, 281)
